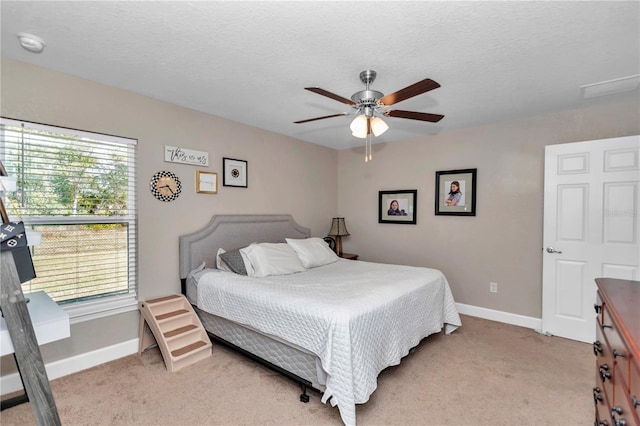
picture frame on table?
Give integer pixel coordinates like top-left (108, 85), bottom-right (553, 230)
top-left (435, 168), bottom-right (477, 216)
top-left (379, 189), bottom-right (417, 224)
top-left (196, 171), bottom-right (218, 194)
top-left (222, 158), bottom-right (248, 188)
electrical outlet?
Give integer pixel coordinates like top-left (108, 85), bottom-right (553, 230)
top-left (490, 282), bottom-right (498, 293)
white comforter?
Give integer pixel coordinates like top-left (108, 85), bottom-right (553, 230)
top-left (196, 259), bottom-right (461, 425)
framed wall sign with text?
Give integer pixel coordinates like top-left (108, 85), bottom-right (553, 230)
top-left (196, 171), bottom-right (218, 194)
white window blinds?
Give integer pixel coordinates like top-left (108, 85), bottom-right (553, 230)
top-left (0, 118), bottom-right (137, 306)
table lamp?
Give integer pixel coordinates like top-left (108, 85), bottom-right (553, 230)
top-left (328, 217), bottom-right (350, 256)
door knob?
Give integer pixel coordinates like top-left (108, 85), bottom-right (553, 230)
top-left (546, 246), bottom-right (562, 254)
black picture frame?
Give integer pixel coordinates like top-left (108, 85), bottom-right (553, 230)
top-left (435, 168), bottom-right (477, 216)
top-left (379, 190), bottom-right (417, 224)
top-left (222, 158), bottom-right (248, 188)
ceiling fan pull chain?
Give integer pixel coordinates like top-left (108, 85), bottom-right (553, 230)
top-left (364, 136), bottom-right (368, 163)
top-left (365, 134), bottom-right (372, 163)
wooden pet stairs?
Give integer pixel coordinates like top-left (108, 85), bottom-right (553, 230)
top-left (138, 294), bottom-right (212, 372)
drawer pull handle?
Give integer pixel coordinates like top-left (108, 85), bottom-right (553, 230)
top-left (593, 387), bottom-right (603, 402)
top-left (602, 324), bottom-right (613, 329)
top-left (599, 364), bottom-right (611, 381)
top-left (611, 406), bottom-right (627, 426)
top-left (593, 341), bottom-right (603, 355)
top-left (612, 349), bottom-right (626, 358)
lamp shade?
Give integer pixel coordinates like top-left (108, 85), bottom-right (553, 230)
top-left (328, 217), bottom-right (350, 237)
top-left (370, 117), bottom-right (389, 137)
top-left (350, 115), bottom-right (368, 139)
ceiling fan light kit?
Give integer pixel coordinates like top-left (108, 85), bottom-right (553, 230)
top-left (350, 115), bottom-right (368, 138)
top-left (295, 69), bottom-right (444, 161)
top-left (370, 117), bottom-right (389, 137)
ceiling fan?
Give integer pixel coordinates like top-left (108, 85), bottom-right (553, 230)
top-left (294, 70), bottom-right (444, 161)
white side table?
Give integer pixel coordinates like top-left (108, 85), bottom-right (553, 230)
top-left (0, 290), bottom-right (69, 410)
top-left (1, 291), bottom-right (70, 356)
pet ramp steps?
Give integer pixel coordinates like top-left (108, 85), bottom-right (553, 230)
top-left (138, 294), bottom-right (212, 372)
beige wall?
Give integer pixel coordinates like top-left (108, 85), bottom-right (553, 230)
top-left (1, 57), bottom-right (639, 378)
top-left (0, 58), bottom-right (337, 369)
top-left (337, 97), bottom-right (640, 318)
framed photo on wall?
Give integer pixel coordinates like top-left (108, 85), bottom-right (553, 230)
top-left (196, 171), bottom-right (218, 194)
top-left (379, 189), bottom-right (417, 224)
top-left (222, 158), bottom-right (247, 188)
top-left (435, 168), bottom-right (477, 216)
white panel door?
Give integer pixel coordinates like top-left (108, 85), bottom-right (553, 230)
top-left (542, 135), bottom-right (640, 343)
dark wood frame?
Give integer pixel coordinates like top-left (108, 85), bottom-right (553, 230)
top-left (378, 189), bottom-right (417, 224)
top-left (435, 168), bottom-right (477, 216)
top-left (222, 158), bottom-right (248, 188)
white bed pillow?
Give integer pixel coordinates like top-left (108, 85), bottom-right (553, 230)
top-left (240, 242), bottom-right (306, 278)
top-left (286, 237), bottom-right (339, 268)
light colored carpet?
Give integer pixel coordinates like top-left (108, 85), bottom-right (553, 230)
top-left (1, 315), bottom-right (593, 425)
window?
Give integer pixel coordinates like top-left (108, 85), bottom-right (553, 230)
top-left (0, 118), bottom-right (137, 321)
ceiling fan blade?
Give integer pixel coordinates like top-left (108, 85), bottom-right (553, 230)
top-left (294, 113), bottom-right (349, 124)
top-left (377, 78), bottom-right (440, 106)
top-left (305, 87), bottom-right (357, 106)
top-left (384, 109), bottom-right (444, 123)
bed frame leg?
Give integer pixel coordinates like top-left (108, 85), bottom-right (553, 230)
top-left (299, 384), bottom-right (309, 403)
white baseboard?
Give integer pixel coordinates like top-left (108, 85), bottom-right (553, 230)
top-left (1, 338), bottom-right (139, 395)
top-left (456, 302), bottom-right (542, 330)
top-left (1, 304), bottom-right (540, 396)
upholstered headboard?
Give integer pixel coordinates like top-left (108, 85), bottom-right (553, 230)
top-left (178, 214), bottom-right (310, 280)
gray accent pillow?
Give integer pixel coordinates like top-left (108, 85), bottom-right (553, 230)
top-left (218, 249), bottom-right (248, 275)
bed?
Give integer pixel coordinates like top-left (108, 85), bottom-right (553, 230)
top-left (179, 214), bottom-right (461, 425)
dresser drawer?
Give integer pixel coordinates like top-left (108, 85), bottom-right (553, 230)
top-left (595, 402), bottom-right (610, 425)
top-left (594, 279), bottom-right (640, 426)
top-left (594, 384), bottom-right (609, 424)
top-left (612, 365), bottom-right (638, 426)
top-left (596, 318), bottom-right (615, 398)
top-left (601, 311), bottom-right (631, 385)
top-left (596, 317), bottom-right (613, 360)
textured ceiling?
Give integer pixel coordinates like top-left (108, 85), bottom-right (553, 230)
top-left (1, 1), bottom-right (639, 150)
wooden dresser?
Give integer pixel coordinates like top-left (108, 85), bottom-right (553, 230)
top-left (593, 278), bottom-right (640, 426)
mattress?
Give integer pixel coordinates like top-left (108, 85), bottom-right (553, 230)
top-left (196, 308), bottom-right (326, 390)
top-left (191, 259), bottom-right (461, 425)
top-left (188, 265), bottom-right (326, 388)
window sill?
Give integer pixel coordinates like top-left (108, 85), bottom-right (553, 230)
top-left (63, 293), bottom-right (138, 324)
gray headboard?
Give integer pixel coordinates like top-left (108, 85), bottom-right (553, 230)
top-left (178, 214), bottom-right (310, 279)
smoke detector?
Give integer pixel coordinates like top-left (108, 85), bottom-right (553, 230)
top-left (17, 33), bottom-right (45, 53)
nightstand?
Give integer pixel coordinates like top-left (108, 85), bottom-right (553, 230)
top-left (339, 253), bottom-right (358, 260)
